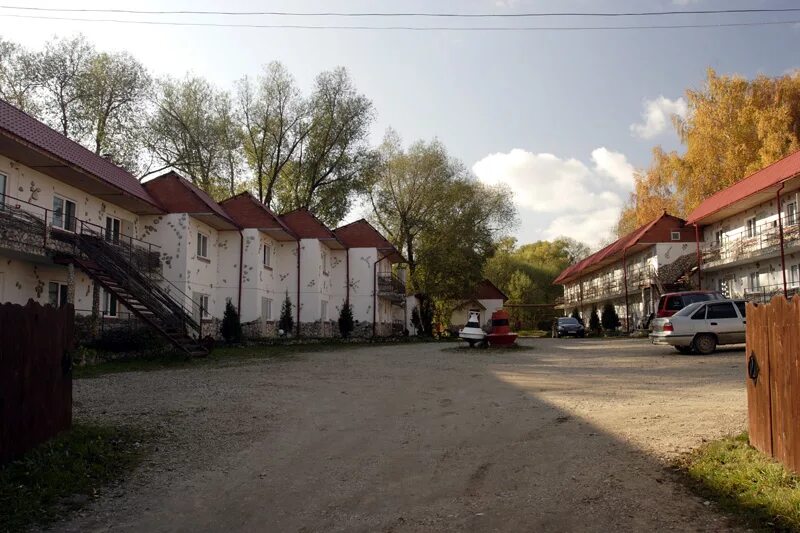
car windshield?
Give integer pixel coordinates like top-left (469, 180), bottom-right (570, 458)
top-left (558, 318), bottom-right (579, 325)
top-left (673, 302), bottom-right (704, 317)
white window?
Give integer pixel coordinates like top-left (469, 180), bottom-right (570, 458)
top-left (791, 265), bottom-right (800, 287)
top-left (48, 281), bottom-right (68, 307)
top-left (262, 297), bottom-right (272, 321)
top-left (749, 272), bottom-right (760, 290)
top-left (787, 202), bottom-right (797, 226)
top-left (52, 196), bottom-right (77, 232)
top-left (0, 172), bottom-right (6, 205)
top-left (199, 294), bottom-right (210, 318)
top-left (263, 244), bottom-right (272, 267)
top-left (196, 232), bottom-right (209, 259)
top-left (670, 231), bottom-right (681, 241)
top-left (714, 230), bottom-right (724, 244)
top-left (104, 290), bottom-right (118, 318)
top-left (746, 217), bottom-right (758, 238)
top-left (321, 250), bottom-right (328, 275)
top-left (105, 216), bottom-right (121, 243)
top-left (321, 300), bottom-right (328, 321)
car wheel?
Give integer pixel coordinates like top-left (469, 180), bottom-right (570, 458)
top-left (674, 345), bottom-right (694, 354)
top-left (693, 334), bottom-right (717, 355)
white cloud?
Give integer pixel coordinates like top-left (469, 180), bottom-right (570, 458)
top-left (630, 96), bottom-right (688, 139)
top-left (472, 147), bottom-right (636, 246)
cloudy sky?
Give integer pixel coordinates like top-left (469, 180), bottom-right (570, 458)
top-left (3, 0), bottom-right (799, 247)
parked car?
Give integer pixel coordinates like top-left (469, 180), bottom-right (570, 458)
top-left (655, 290), bottom-right (725, 318)
top-left (554, 317), bottom-right (585, 338)
top-left (649, 299), bottom-right (747, 354)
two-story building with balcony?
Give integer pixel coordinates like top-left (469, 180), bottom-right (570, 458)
top-left (554, 213), bottom-right (698, 329)
top-left (688, 149), bottom-right (800, 302)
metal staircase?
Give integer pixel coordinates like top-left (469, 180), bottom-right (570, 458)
top-left (61, 228), bottom-right (209, 357)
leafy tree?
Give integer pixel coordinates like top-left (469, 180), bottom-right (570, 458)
top-left (273, 67), bottom-right (375, 225)
top-left (338, 303), bottom-right (354, 338)
top-left (419, 297), bottom-right (435, 337)
top-left (221, 300), bottom-right (242, 344)
top-left (278, 291), bottom-right (294, 336)
top-left (589, 306), bottom-right (601, 335)
top-left (0, 37), bottom-right (39, 113)
top-left (601, 303), bottom-right (621, 332)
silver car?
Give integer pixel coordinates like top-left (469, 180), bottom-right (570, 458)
top-left (649, 299), bottom-right (747, 354)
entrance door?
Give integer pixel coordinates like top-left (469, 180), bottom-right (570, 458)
top-left (105, 216), bottom-right (121, 243)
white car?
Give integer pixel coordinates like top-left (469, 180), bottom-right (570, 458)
top-left (649, 299), bottom-right (747, 354)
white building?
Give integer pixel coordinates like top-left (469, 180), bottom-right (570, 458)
top-left (688, 149), bottom-right (800, 302)
top-left (0, 98), bottom-right (406, 353)
top-left (554, 213), bottom-right (699, 330)
top-left (449, 279), bottom-right (508, 331)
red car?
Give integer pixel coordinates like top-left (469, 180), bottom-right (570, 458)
top-left (656, 291), bottom-right (725, 318)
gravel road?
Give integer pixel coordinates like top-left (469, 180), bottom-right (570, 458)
top-left (54, 338), bottom-right (747, 532)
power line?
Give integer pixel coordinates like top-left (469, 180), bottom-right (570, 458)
top-left (2, 12), bottom-right (799, 31)
top-left (2, 5), bottom-right (800, 18)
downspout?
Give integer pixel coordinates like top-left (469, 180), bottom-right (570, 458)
top-left (296, 240), bottom-right (301, 337)
top-left (777, 183), bottom-right (788, 298)
top-left (694, 224), bottom-right (702, 291)
top-left (345, 248), bottom-right (350, 305)
top-left (622, 248), bottom-right (630, 334)
top-left (237, 231), bottom-right (244, 315)
top-left (372, 253), bottom-right (389, 338)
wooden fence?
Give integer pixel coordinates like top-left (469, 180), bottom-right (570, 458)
top-left (746, 295), bottom-right (800, 472)
top-left (0, 300), bottom-right (74, 464)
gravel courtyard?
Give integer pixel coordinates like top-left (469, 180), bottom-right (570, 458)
top-left (57, 338), bottom-right (747, 532)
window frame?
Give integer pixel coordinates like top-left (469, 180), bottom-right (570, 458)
top-left (792, 264), bottom-right (800, 287)
top-left (321, 300), bottom-right (328, 321)
top-left (263, 243), bottom-right (272, 268)
top-left (746, 217), bottom-right (758, 238)
top-left (749, 272), bottom-right (760, 290)
top-left (321, 250), bottom-right (329, 276)
top-left (670, 231), bottom-right (681, 241)
top-left (262, 297), bottom-right (273, 321)
top-left (0, 172), bottom-right (6, 206)
top-left (196, 231), bottom-right (209, 260)
top-left (48, 281), bottom-right (68, 308)
top-left (787, 201), bottom-right (798, 226)
top-left (705, 302), bottom-right (738, 320)
top-left (199, 294), bottom-right (210, 319)
top-left (52, 195), bottom-right (77, 232)
top-left (104, 290), bottom-right (118, 318)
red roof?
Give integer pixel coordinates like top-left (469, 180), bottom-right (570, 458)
top-left (279, 208), bottom-right (343, 248)
top-left (472, 279), bottom-right (508, 301)
top-left (219, 192), bottom-right (295, 241)
top-left (143, 171), bottom-right (238, 230)
top-left (334, 219), bottom-right (404, 263)
top-left (0, 98), bottom-right (161, 213)
top-left (554, 213), bottom-right (691, 285)
top-left (686, 149), bottom-right (800, 224)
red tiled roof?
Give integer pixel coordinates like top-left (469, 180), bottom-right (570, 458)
top-left (686, 149), bottom-right (800, 224)
top-left (472, 279), bottom-right (508, 301)
top-left (219, 192), bottom-right (295, 239)
top-left (334, 219), bottom-right (405, 262)
top-left (0, 98), bottom-right (161, 211)
top-left (143, 171), bottom-right (238, 229)
top-left (553, 213), bottom-right (690, 285)
top-left (280, 208), bottom-right (339, 241)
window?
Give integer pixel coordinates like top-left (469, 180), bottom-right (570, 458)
top-left (263, 244), bottom-right (272, 267)
top-left (787, 202), bottom-right (798, 226)
top-left (706, 302), bottom-right (738, 319)
top-left (746, 217), bottom-right (757, 238)
top-left (691, 306), bottom-right (707, 320)
top-left (735, 301), bottom-right (747, 318)
top-left (666, 296), bottom-right (685, 311)
top-left (0, 172), bottom-right (6, 205)
top-left (48, 282), bottom-right (68, 307)
top-left (670, 231), bottom-right (681, 241)
top-left (714, 230), bottom-right (724, 245)
top-left (749, 272), bottom-right (760, 290)
top-left (321, 300), bottom-right (328, 321)
top-left (105, 216), bottom-right (121, 243)
top-left (792, 265), bottom-right (800, 287)
top-left (196, 232), bottom-right (209, 259)
top-left (52, 196), bottom-right (76, 232)
top-left (199, 294), bottom-right (210, 319)
top-left (104, 290), bottom-right (118, 318)
top-left (262, 297), bottom-right (272, 321)
top-left (321, 250), bottom-right (328, 275)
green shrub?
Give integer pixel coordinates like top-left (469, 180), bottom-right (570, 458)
top-left (570, 307), bottom-right (582, 322)
top-left (589, 306), bottom-right (601, 335)
top-left (221, 300), bottom-right (242, 344)
top-left (601, 303), bottom-right (621, 332)
top-left (278, 291), bottom-right (294, 336)
top-left (338, 303), bottom-right (354, 338)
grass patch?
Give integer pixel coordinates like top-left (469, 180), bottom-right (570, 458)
top-left (74, 338), bottom-right (435, 379)
top-left (678, 432), bottom-right (800, 531)
top-left (0, 423), bottom-right (148, 532)
top-left (516, 330), bottom-right (550, 338)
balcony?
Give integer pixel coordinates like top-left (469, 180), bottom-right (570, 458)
top-left (701, 214), bottom-right (800, 271)
top-left (0, 193), bottom-right (160, 272)
top-left (560, 264), bottom-right (663, 307)
top-left (377, 272), bottom-right (405, 303)
top-left (741, 282), bottom-right (800, 304)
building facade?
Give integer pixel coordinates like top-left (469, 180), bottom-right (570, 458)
top-left (0, 98), bottom-right (405, 351)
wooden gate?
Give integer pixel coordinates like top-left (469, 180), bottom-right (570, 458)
top-left (0, 299), bottom-right (74, 464)
top-left (746, 295), bottom-right (800, 472)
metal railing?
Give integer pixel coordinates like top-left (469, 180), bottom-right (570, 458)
top-left (377, 272), bottom-right (406, 298)
top-left (702, 213), bottom-right (800, 268)
top-left (561, 264), bottom-right (660, 306)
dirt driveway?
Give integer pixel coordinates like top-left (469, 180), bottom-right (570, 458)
top-left (57, 338), bottom-right (747, 532)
